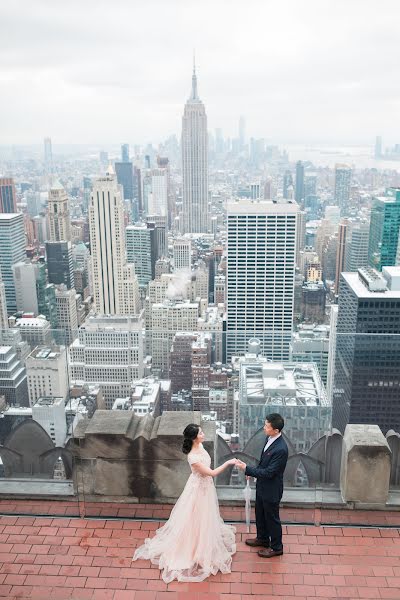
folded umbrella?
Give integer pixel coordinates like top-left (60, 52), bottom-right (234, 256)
top-left (243, 477), bottom-right (252, 533)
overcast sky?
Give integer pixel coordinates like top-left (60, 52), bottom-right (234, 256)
top-left (1, 0), bottom-right (399, 146)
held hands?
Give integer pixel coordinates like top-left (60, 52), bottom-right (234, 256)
top-left (235, 459), bottom-right (247, 471)
top-left (225, 458), bottom-right (247, 471)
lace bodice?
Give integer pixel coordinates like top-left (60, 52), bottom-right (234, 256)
top-left (187, 444), bottom-right (211, 468)
top-left (187, 445), bottom-right (213, 489)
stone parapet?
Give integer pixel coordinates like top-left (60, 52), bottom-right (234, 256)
top-left (69, 410), bottom-right (216, 500)
top-left (340, 424), bottom-right (391, 505)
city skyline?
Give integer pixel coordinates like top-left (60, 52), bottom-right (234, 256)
top-left (2, 0), bottom-right (400, 145)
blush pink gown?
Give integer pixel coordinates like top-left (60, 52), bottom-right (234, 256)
top-left (132, 444), bottom-right (236, 583)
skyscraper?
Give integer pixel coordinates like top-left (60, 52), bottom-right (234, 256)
top-left (334, 164), bottom-right (352, 213)
top-left (334, 221), bottom-right (348, 296)
top-left (0, 214), bottom-right (26, 315)
top-left (149, 168), bottom-right (168, 216)
top-left (46, 241), bottom-right (75, 289)
top-left (47, 180), bottom-right (71, 242)
top-left (121, 143), bottom-right (129, 162)
top-left (89, 167), bottom-right (139, 315)
top-left (295, 161), bottom-right (304, 204)
top-left (55, 285), bottom-right (78, 346)
top-left (344, 218), bottom-right (370, 272)
top-left (44, 137), bottom-right (53, 174)
top-left (0, 267), bottom-right (8, 330)
top-left (333, 267), bottom-right (400, 433)
top-left (126, 224), bottom-right (153, 287)
top-left (368, 188), bottom-right (400, 271)
top-left (181, 63), bottom-right (208, 233)
top-left (0, 178), bottom-right (17, 213)
top-left (226, 199), bottom-right (298, 360)
top-left (115, 161), bottom-right (134, 201)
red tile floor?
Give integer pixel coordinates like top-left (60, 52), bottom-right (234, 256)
top-left (0, 507), bottom-right (399, 599)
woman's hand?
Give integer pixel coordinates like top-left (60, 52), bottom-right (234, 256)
top-left (225, 458), bottom-right (237, 467)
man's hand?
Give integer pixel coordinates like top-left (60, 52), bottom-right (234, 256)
top-left (235, 459), bottom-right (247, 471)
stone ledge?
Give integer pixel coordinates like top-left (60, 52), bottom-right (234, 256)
top-left (0, 479), bottom-right (75, 496)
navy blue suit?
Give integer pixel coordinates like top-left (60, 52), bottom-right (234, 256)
top-left (245, 435), bottom-right (288, 551)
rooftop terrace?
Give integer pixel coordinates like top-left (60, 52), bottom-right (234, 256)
top-left (0, 505), bottom-right (399, 600)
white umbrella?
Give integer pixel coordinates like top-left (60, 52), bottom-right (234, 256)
top-left (243, 478), bottom-right (252, 533)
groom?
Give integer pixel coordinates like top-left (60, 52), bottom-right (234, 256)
top-left (236, 413), bottom-right (288, 558)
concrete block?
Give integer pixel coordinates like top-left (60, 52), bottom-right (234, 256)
top-left (340, 424), bottom-right (391, 504)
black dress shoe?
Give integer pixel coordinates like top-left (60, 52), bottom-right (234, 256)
top-left (245, 538), bottom-right (270, 547)
top-left (258, 548), bottom-right (283, 558)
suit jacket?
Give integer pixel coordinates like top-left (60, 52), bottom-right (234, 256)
top-left (245, 435), bottom-right (288, 503)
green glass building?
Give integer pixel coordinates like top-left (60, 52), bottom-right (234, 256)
top-left (368, 187), bottom-right (400, 271)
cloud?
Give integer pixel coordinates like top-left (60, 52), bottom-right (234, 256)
top-left (1, 0), bottom-right (399, 144)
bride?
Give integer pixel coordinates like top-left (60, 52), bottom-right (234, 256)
top-left (132, 423), bottom-right (237, 583)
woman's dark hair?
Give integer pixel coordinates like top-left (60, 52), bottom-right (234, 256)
top-left (182, 423), bottom-right (200, 454)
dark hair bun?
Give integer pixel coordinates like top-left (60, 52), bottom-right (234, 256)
top-left (182, 438), bottom-right (193, 454)
top-left (182, 423), bottom-right (200, 454)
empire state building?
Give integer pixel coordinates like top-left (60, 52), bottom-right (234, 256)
top-left (181, 64), bottom-right (209, 233)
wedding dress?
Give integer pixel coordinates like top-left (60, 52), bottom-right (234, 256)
top-left (132, 443), bottom-right (236, 583)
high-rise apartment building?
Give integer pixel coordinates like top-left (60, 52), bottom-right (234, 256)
top-left (226, 199), bottom-right (298, 360)
top-left (181, 64), bottom-right (208, 233)
top-left (333, 266), bottom-right (400, 433)
top-left (48, 180), bottom-right (71, 242)
top-left (0, 214), bottom-right (26, 315)
top-left (334, 164), bottom-right (352, 213)
top-left (89, 167), bottom-right (139, 315)
top-left (368, 188), bottom-right (400, 271)
top-left (0, 178), bottom-right (17, 213)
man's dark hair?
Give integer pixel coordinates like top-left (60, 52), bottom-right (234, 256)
top-left (265, 413), bottom-right (284, 432)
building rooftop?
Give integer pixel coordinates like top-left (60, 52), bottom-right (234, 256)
top-left (15, 318), bottom-right (50, 328)
top-left (33, 397), bottom-right (64, 408)
top-left (239, 360), bottom-right (329, 407)
top-left (29, 347), bottom-right (63, 360)
top-left (343, 268), bottom-right (400, 298)
top-left (0, 506), bottom-right (398, 600)
top-left (0, 212), bottom-right (21, 220)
